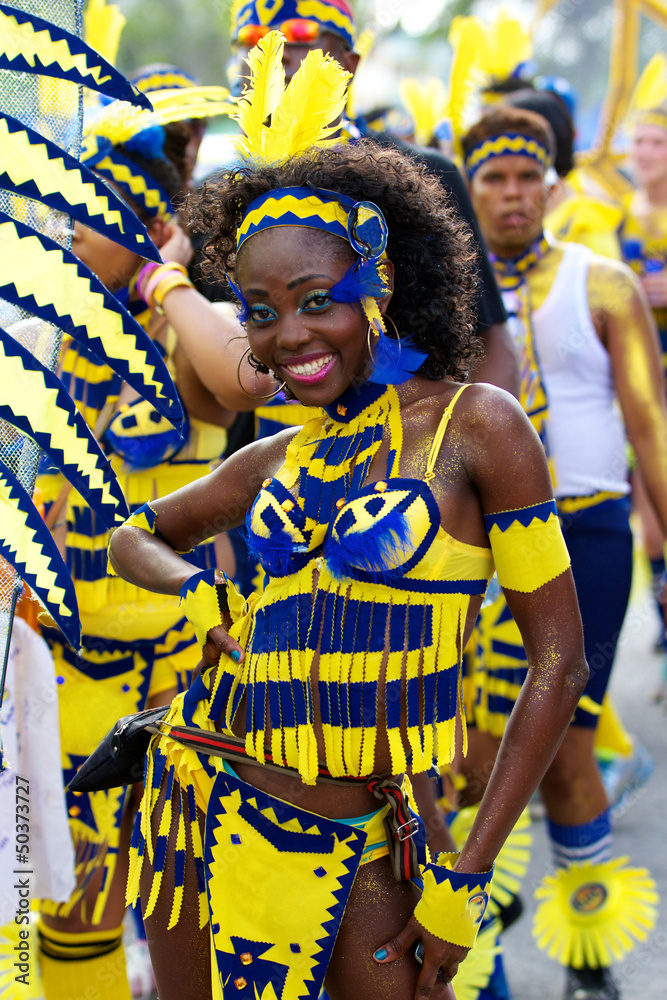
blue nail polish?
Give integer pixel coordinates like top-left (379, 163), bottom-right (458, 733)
top-left (230, 650), bottom-right (241, 662)
top-left (374, 948), bottom-right (387, 961)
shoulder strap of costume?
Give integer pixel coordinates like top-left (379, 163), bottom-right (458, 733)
top-left (424, 383), bottom-right (470, 482)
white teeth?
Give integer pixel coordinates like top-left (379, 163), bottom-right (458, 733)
top-left (284, 354), bottom-right (333, 376)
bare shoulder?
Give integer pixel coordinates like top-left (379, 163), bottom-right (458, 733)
top-left (453, 381), bottom-right (529, 436)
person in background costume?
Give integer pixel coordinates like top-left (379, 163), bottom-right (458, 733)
top-left (108, 40), bottom-right (588, 1000)
top-left (461, 105), bottom-right (663, 1000)
top-left (505, 84), bottom-right (652, 822)
top-left (618, 63), bottom-right (667, 691)
top-left (36, 114), bottom-right (233, 1000)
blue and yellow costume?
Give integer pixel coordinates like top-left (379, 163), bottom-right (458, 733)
top-left (37, 307), bottom-right (228, 928)
top-left (118, 54), bottom-right (573, 988)
top-left (463, 127), bottom-right (659, 978)
top-left (126, 378), bottom-right (569, 998)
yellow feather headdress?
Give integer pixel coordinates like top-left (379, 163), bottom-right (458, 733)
top-left (457, 10), bottom-right (532, 84)
top-left (626, 53), bottom-right (667, 129)
top-left (231, 31), bottom-right (351, 161)
top-left (399, 78), bottom-right (448, 148)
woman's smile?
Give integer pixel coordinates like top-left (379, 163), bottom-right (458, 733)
top-left (279, 351), bottom-right (336, 383)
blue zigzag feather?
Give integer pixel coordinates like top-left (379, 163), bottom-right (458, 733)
top-left (0, 325), bottom-right (129, 527)
top-left (0, 113), bottom-right (161, 262)
top-left (0, 459), bottom-right (80, 648)
top-left (0, 3), bottom-right (152, 109)
top-left (0, 211), bottom-right (183, 432)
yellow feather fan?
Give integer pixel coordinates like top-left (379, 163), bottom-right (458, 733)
top-left (451, 917), bottom-right (502, 1000)
top-left (232, 31), bottom-right (351, 161)
top-left (447, 15), bottom-right (487, 146)
top-left (397, 17), bottom-right (486, 151)
top-left (83, 0), bottom-right (126, 66)
top-left (85, 86), bottom-right (233, 146)
top-left (347, 28), bottom-right (375, 120)
top-left (450, 804), bottom-right (532, 915)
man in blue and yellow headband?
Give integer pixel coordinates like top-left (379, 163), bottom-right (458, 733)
top-left (461, 104), bottom-right (667, 1000)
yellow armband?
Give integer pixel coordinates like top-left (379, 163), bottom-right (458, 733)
top-left (484, 499), bottom-right (570, 593)
top-left (120, 501), bottom-right (159, 536)
top-left (413, 852), bottom-right (493, 949)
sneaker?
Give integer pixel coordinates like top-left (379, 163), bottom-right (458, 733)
top-left (598, 740), bottom-right (654, 817)
top-left (564, 966), bottom-right (620, 1000)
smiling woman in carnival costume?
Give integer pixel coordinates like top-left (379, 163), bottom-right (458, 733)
top-left (109, 38), bottom-right (588, 1000)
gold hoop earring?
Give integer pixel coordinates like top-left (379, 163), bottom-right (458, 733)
top-left (236, 347), bottom-right (286, 399)
top-left (366, 315), bottom-right (401, 358)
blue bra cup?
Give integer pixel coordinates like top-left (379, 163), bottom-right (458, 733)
top-left (247, 478), bottom-right (316, 577)
top-left (104, 397), bottom-right (186, 469)
top-left (326, 479), bottom-right (440, 582)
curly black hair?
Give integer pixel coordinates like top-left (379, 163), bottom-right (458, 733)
top-left (187, 141), bottom-right (481, 382)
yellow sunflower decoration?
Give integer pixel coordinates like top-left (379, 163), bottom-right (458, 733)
top-left (533, 857), bottom-right (659, 968)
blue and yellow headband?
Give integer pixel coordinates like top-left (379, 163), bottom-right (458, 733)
top-left (236, 186), bottom-right (387, 256)
top-left (129, 64), bottom-right (199, 94)
top-left (81, 132), bottom-right (174, 221)
top-left (231, 0), bottom-right (356, 50)
top-left (465, 132), bottom-right (552, 179)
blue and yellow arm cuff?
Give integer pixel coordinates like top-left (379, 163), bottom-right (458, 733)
top-left (414, 852), bottom-right (494, 949)
top-left (484, 499), bottom-right (570, 593)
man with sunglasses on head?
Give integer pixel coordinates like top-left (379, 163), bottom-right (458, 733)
top-left (227, 0), bottom-right (518, 396)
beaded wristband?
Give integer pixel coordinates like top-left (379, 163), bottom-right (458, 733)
top-left (153, 271), bottom-right (192, 313)
top-left (136, 261), bottom-right (160, 302)
top-left (180, 568), bottom-right (232, 651)
top-left (413, 852), bottom-right (494, 949)
top-left (142, 262), bottom-right (192, 313)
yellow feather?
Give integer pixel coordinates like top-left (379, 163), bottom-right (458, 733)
top-left (447, 17), bottom-right (485, 141)
top-left (260, 48), bottom-right (351, 160)
top-left (399, 77), bottom-right (447, 147)
top-left (237, 32), bottom-right (286, 156)
top-left (83, 0), bottom-right (126, 66)
top-left (629, 53), bottom-right (667, 112)
top-left (475, 10), bottom-right (532, 81)
top-left (347, 28), bottom-right (375, 118)
top-left (85, 86), bottom-right (232, 145)
top-left (354, 27), bottom-right (376, 60)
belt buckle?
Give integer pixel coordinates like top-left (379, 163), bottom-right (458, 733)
top-left (394, 817), bottom-right (419, 841)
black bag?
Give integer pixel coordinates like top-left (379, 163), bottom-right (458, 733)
top-left (67, 705), bottom-right (169, 793)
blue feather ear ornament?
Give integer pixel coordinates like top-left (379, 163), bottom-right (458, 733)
top-left (366, 328), bottom-right (429, 385)
top-left (329, 258), bottom-right (389, 303)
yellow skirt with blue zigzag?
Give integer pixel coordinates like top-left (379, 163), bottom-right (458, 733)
top-left (127, 691), bottom-right (421, 1000)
